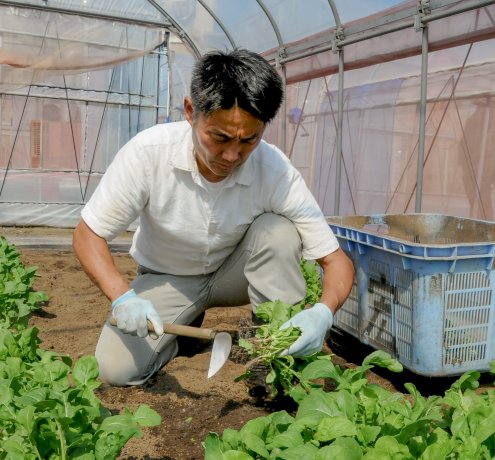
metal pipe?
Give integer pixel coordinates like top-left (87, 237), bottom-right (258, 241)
top-left (165, 33), bottom-right (172, 123)
top-left (278, 0), bottom-right (495, 66)
top-left (255, 1), bottom-right (287, 151)
top-left (334, 48), bottom-right (344, 214)
top-left (256, 0), bottom-right (284, 45)
top-left (0, 90), bottom-right (165, 108)
top-left (327, 0), bottom-right (342, 27)
top-left (0, 0), bottom-right (168, 28)
top-left (147, 0), bottom-right (201, 59)
top-left (280, 67), bottom-right (287, 152)
top-left (425, 0), bottom-right (495, 22)
top-left (415, 23), bottom-right (429, 212)
top-left (197, 0), bottom-right (236, 49)
top-left (156, 43), bottom-right (161, 124)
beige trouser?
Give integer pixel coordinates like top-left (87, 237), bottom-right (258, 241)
top-left (95, 213), bottom-right (306, 386)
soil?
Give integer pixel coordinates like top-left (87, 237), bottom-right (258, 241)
top-left (2, 226), bottom-right (493, 460)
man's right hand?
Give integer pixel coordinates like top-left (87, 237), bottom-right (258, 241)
top-left (111, 289), bottom-right (164, 338)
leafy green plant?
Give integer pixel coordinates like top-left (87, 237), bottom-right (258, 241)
top-left (0, 345), bottom-right (161, 459)
top-left (235, 260), bottom-right (327, 398)
top-left (0, 236), bottom-right (162, 459)
top-left (205, 351), bottom-right (495, 459)
top-left (0, 235), bottom-right (48, 329)
top-left (298, 258), bottom-right (322, 307)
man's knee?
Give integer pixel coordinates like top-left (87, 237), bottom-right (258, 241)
top-left (243, 213), bottom-right (305, 307)
top-left (95, 351), bottom-right (138, 386)
top-left (95, 330), bottom-right (178, 386)
top-left (248, 213), bottom-right (301, 253)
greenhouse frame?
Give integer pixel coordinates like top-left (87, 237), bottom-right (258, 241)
top-left (0, 0), bottom-right (494, 227)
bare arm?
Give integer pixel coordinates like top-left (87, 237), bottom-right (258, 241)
top-left (279, 247), bottom-right (355, 356)
top-left (72, 219), bottom-right (130, 302)
top-left (316, 247), bottom-right (355, 314)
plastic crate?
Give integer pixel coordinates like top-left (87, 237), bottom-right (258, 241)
top-left (327, 213), bottom-right (495, 377)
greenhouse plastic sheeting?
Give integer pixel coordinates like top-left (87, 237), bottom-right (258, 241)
top-left (1, 1), bottom-right (495, 227)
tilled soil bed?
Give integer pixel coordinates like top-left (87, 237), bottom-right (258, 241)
top-left (3, 226), bottom-right (490, 460)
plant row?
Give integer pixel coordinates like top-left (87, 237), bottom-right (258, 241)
top-left (204, 260), bottom-right (495, 459)
top-left (0, 235), bottom-right (161, 460)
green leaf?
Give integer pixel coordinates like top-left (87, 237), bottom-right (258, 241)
top-left (269, 430), bottom-right (304, 450)
top-left (314, 416), bottom-right (357, 442)
top-left (32, 360), bottom-right (70, 387)
top-left (99, 413), bottom-right (139, 438)
top-left (296, 388), bottom-right (357, 425)
top-left (448, 371), bottom-right (480, 392)
top-left (94, 433), bottom-right (126, 460)
top-left (238, 338), bottom-right (254, 352)
top-left (357, 425), bottom-right (381, 445)
top-left (222, 428), bottom-right (241, 450)
top-left (395, 418), bottom-right (435, 444)
top-left (239, 416), bottom-right (269, 439)
top-left (362, 350), bottom-right (403, 373)
top-left (15, 388), bottom-right (49, 407)
top-left (270, 410), bottom-right (295, 430)
top-left (1, 436), bottom-right (33, 460)
top-left (363, 436), bottom-right (413, 459)
top-left (3, 280), bottom-right (17, 294)
top-left (203, 432), bottom-right (225, 459)
top-left (15, 405), bottom-right (35, 434)
top-left (132, 404), bottom-right (161, 427)
top-left (468, 404), bottom-right (495, 443)
top-left (316, 437), bottom-right (363, 460)
top-left (421, 433), bottom-right (453, 460)
top-left (256, 300), bottom-right (294, 326)
top-left (222, 451), bottom-right (255, 459)
top-left (241, 432), bottom-right (269, 458)
top-left (301, 356), bottom-right (342, 382)
top-left (72, 355), bottom-right (100, 386)
top-left (275, 442), bottom-right (320, 459)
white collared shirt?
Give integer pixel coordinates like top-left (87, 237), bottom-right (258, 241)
top-left (82, 121), bottom-right (339, 275)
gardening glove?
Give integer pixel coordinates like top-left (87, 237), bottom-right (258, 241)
top-left (111, 289), bottom-right (163, 338)
top-left (279, 303), bottom-right (333, 357)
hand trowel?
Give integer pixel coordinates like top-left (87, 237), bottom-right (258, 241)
top-left (109, 318), bottom-right (232, 378)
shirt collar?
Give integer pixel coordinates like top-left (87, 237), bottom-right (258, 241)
top-left (170, 123), bottom-right (196, 172)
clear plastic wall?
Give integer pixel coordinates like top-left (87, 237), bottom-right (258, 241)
top-left (0, 5), bottom-right (165, 226)
top-left (1, 1), bottom-right (494, 227)
top-left (268, 3), bottom-right (495, 222)
top-left (279, 38), bottom-right (495, 222)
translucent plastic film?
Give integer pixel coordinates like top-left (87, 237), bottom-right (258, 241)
top-left (0, 5), bottom-right (165, 91)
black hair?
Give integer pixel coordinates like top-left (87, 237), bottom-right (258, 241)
top-left (189, 48), bottom-right (284, 123)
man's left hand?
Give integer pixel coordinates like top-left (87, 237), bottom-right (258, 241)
top-left (279, 303), bottom-right (334, 357)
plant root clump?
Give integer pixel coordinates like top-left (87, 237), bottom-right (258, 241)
top-left (230, 317), bottom-right (272, 400)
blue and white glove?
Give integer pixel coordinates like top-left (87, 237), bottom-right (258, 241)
top-left (111, 289), bottom-right (164, 338)
top-left (279, 303), bottom-right (334, 357)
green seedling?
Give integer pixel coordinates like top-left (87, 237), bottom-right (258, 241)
top-left (235, 259), bottom-right (329, 398)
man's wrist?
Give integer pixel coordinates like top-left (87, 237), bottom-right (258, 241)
top-left (112, 289), bottom-right (136, 308)
top-left (313, 302), bottom-right (334, 328)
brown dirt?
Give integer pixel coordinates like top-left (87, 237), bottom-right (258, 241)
top-left (3, 226), bottom-right (493, 459)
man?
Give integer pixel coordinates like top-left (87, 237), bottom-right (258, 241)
top-left (72, 48), bottom-right (354, 386)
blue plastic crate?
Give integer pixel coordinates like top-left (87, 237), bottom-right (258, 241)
top-left (327, 213), bottom-right (495, 377)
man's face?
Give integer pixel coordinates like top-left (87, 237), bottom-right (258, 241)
top-left (184, 97), bottom-right (265, 182)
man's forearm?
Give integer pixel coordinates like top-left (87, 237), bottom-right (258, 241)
top-left (317, 248), bottom-right (355, 314)
top-left (72, 219), bottom-right (130, 302)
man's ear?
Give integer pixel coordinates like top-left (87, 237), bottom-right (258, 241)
top-left (184, 97), bottom-right (194, 124)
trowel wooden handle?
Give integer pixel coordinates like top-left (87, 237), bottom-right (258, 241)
top-left (163, 322), bottom-right (216, 340)
top-left (109, 317), bottom-right (216, 340)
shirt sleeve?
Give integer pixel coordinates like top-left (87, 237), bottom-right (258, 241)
top-left (268, 156), bottom-right (339, 260)
top-left (81, 138), bottom-right (150, 241)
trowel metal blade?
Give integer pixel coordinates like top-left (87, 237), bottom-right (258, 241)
top-left (207, 332), bottom-right (232, 378)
